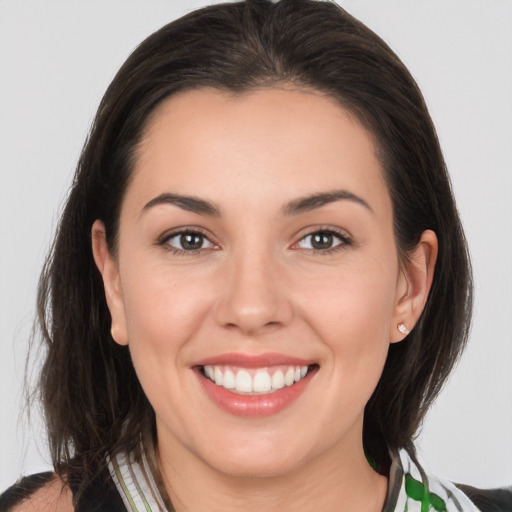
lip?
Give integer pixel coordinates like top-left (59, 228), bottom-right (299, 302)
top-left (193, 353), bottom-right (318, 418)
top-left (193, 352), bottom-right (316, 368)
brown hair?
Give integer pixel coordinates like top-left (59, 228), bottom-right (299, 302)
top-left (35, 0), bottom-right (472, 495)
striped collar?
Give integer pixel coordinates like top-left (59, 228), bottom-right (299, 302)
top-left (108, 448), bottom-right (167, 511)
top-left (384, 449), bottom-right (481, 512)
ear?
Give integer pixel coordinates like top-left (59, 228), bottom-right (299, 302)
top-left (390, 229), bottom-right (438, 343)
top-left (91, 220), bottom-right (128, 346)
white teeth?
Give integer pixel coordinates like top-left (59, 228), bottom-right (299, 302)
top-left (235, 370), bottom-right (253, 393)
top-left (223, 369), bottom-right (235, 389)
top-left (284, 367), bottom-right (295, 386)
top-left (203, 364), bottom-right (311, 395)
top-left (253, 371), bottom-right (272, 393)
top-left (271, 370), bottom-right (285, 390)
top-left (214, 366), bottom-right (223, 386)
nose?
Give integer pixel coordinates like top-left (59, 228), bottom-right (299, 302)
top-left (213, 247), bottom-right (293, 336)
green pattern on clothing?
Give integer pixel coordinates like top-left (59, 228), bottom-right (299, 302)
top-left (365, 449), bottom-right (378, 472)
top-left (394, 450), bottom-right (481, 511)
top-left (405, 474), bottom-right (447, 511)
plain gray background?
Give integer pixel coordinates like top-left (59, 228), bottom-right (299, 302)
top-left (1, 0), bottom-right (511, 491)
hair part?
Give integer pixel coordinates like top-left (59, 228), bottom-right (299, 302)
top-left (34, 0), bottom-right (472, 496)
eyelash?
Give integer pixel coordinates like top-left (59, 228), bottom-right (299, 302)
top-left (157, 227), bottom-right (352, 256)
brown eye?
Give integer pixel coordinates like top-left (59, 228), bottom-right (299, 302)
top-left (311, 232), bottom-right (334, 250)
top-left (166, 231), bottom-right (215, 252)
top-left (180, 233), bottom-right (204, 250)
top-left (296, 230), bottom-right (348, 251)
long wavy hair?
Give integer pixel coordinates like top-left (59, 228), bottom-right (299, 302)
top-left (34, 0), bottom-right (472, 498)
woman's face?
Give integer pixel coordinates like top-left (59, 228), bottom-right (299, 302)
top-left (94, 87), bottom-right (433, 478)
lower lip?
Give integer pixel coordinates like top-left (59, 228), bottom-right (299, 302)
top-left (196, 368), bottom-right (317, 417)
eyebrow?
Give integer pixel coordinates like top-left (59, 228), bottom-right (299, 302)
top-left (142, 193), bottom-right (221, 217)
top-left (282, 190), bottom-right (373, 216)
top-left (141, 189), bottom-right (372, 217)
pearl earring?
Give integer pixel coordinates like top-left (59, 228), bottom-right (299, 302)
top-left (397, 323), bottom-right (409, 335)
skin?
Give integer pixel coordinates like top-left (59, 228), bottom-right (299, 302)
top-left (92, 87), bottom-right (437, 512)
top-left (12, 477), bottom-right (73, 512)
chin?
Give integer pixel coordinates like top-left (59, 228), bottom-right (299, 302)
top-left (208, 453), bottom-right (301, 479)
top-left (193, 428), bottom-right (314, 479)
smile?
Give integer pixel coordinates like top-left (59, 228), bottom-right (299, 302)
top-left (201, 365), bottom-right (311, 395)
top-left (194, 354), bottom-right (318, 417)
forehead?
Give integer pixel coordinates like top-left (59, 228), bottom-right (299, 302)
top-left (127, 86), bottom-right (390, 217)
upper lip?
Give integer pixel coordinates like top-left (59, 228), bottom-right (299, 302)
top-left (193, 352), bottom-right (316, 368)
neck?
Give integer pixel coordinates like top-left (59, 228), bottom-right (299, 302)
top-left (157, 429), bottom-right (388, 512)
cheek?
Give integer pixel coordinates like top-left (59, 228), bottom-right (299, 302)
top-left (119, 263), bottom-right (213, 365)
top-left (296, 257), bottom-right (398, 394)
top-left (297, 256), bottom-right (398, 340)
top-left (118, 266), bottom-right (217, 422)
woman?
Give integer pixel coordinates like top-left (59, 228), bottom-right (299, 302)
top-left (1, 1), bottom-right (510, 511)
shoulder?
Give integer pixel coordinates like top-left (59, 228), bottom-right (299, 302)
top-left (1, 463), bottom-right (127, 512)
top-left (456, 484), bottom-right (512, 512)
top-left (0, 473), bottom-right (74, 512)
